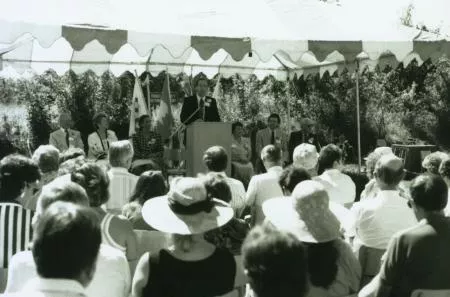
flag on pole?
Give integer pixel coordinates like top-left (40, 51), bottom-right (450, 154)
top-left (129, 75), bottom-right (148, 137)
top-left (154, 73), bottom-right (174, 140)
top-left (142, 74), bottom-right (151, 114)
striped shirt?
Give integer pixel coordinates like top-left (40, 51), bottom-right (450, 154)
top-left (106, 167), bottom-right (138, 213)
top-left (0, 203), bottom-right (33, 268)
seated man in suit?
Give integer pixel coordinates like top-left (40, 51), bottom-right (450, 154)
top-left (255, 114), bottom-right (287, 173)
top-left (288, 118), bottom-right (323, 165)
top-left (180, 77), bottom-right (221, 126)
top-left (49, 112), bottom-right (84, 153)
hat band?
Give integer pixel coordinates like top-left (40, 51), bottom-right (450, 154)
top-left (168, 199), bottom-right (214, 215)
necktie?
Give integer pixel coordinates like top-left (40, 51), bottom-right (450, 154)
top-left (271, 130), bottom-right (275, 145)
top-left (198, 98), bottom-right (205, 121)
top-left (65, 129), bottom-right (70, 147)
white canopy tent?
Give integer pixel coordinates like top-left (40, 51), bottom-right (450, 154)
top-left (1, 0), bottom-right (449, 168)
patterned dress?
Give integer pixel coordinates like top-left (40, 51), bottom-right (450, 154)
top-left (132, 130), bottom-right (164, 170)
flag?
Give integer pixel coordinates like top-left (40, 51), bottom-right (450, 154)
top-left (212, 74), bottom-right (223, 114)
top-left (154, 73), bottom-right (174, 140)
top-left (129, 76), bottom-right (148, 137)
top-left (142, 74), bottom-right (151, 113)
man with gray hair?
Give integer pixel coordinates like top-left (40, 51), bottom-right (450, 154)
top-left (23, 145), bottom-right (61, 210)
top-left (49, 112), bottom-right (84, 153)
top-left (5, 179), bottom-right (131, 297)
top-left (351, 154), bottom-right (417, 258)
top-left (106, 140), bottom-right (138, 214)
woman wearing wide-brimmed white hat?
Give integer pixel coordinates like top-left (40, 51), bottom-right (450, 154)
top-left (132, 177), bottom-right (243, 297)
top-left (263, 180), bottom-right (361, 297)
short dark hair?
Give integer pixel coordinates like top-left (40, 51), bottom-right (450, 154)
top-left (232, 122), bottom-right (243, 134)
top-left (261, 145), bottom-right (281, 164)
top-left (138, 115), bottom-right (150, 129)
top-left (32, 202), bottom-right (101, 280)
top-left (0, 154), bottom-right (41, 202)
top-left (410, 174), bottom-right (448, 211)
top-left (279, 166), bottom-right (311, 193)
top-left (92, 113), bottom-right (107, 130)
top-left (203, 146), bottom-right (228, 172)
top-left (268, 113), bottom-right (281, 124)
top-left (39, 180), bottom-right (89, 211)
top-left (32, 145), bottom-right (60, 173)
top-left (129, 170), bottom-right (167, 205)
top-left (374, 158), bottom-right (405, 187)
top-left (439, 158), bottom-right (450, 179)
top-left (71, 163), bottom-right (110, 207)
top-left (242, 222), bottom-right (309, 297)
top-left (318, 144), bottom-right (342, 175)
top-left (194, 77), bottom-right (208, 88)
top-left (201, 172), bottom-right (232, 203)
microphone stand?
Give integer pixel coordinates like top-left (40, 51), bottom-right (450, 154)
top-left (169, 106), bottom-right (201, 139)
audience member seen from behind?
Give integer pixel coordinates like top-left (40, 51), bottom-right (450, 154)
top-left (3, 202), bottom-right (101, 297)
top-left (203, 173), bottom-right (250, 255)
top-left (106, 140), bottom-right (138, 214)
top-left (23, 145), bottom-right (60, 211)
top-left (203, 145), bottom-right (246, 217)
top-left (5, 180), bottom-right (131, 297)
top-left (292, 143), bottom-right (319, 177)
top-left (351, 154), bottom-right (417, 253)
top-left (316, 144), bottom-right (356, 208)
top-left (242, 222), bottom-right (309, 297)
top-left (0, 155), bottom-right (40, 282)
top-left (422, 151), bottom-right (449, 175)
top-left (263, 180), bottom-right (361, 297)
top-left (438, 158), bottom-right (450, 215)
top-left (278, 165), bottom-right (311, 196)
top-left (132, 177), bottom-right (243, 297)
top-left (246, 145), bottom-right (283, 226)
top-left (87, 113), bottom-right (118, 160)
top-left (360, 147), bottom-right (393, 201)
top-left (361, 175), bottom-right (450, 297)
top-left (230, 122), bottom-right (254, 187)
top-left (122, 170), bottom-right (167, 230)
top-left (71, 163), bottom-right (138, 274)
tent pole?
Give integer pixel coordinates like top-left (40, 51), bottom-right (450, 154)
top-left (355, 60), bottom-right (362, 173)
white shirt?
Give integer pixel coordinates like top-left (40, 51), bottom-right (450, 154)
top-left (351, 190), bottom-right (417, 250)
top-left (5, 244), bottom-right (131, 297)
top-left (315, 169), bottom-right (356, 206)
top-left (3, 277), bottom-right (87, 297)
top-left (445, 189), bottom-right (450, 216)
top-left (106, 167), bottom-right (138, 214)
top-left (246, 166), bottom-right (284, 225)
top-left (217, 172), bottom-right (246, 217)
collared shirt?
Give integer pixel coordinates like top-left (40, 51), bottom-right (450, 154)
top-left (351, 190), bottom-right (417, 250)
top-left (4, 277), bottom-right (87, 297)
top-left (315, 169), bottom-right (356, 206)
top-left (106, 167), bottom-right (138, 213)
top-left (132, 130), bottom-right (163, 161)
top-left (0, 203), bottom-right (33, 269)
top-left (5, 244), bottom-right (131, 297)
top-left (216, 172), bottom-right (246, 217)
top-left (246, 166), bottom-right (284, 225)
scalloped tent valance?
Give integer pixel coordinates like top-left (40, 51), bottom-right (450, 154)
top-left (1, 0), bottom-right (449, 79)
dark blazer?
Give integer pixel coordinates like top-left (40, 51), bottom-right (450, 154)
top-left (180, 95), bottom-right (221, 125)
top-left (288, 130), bottom-right (323, 163)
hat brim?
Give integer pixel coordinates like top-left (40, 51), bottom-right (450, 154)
top-left (142, 196), bottom-right (234, 235)
top-left (262, 197), bottom-right (341, 243)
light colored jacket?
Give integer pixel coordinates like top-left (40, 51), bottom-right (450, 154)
top-left (87, 130), bottom-right (118, 159)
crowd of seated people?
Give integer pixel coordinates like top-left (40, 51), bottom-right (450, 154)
top-left (2, 126), bottom-right (450, 297)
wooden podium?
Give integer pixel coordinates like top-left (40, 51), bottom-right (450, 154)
top-left (186, 122), bottom-right (232, 177)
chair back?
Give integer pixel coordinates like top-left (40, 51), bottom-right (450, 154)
top-left (411, 290), bottom-right (450, 297)
top-left (358, 245), bottom-right (385, 287)
top-left (134, 230), bottom-right (168, 259)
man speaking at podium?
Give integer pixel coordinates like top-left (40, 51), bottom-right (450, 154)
top-left (180, 77), bottom-right (221, 125)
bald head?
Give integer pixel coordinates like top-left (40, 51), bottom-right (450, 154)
top-left (374, 154), bottom-right (404, 187)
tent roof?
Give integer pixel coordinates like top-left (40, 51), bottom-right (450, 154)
top-left (1, 0), bottom-right (449, 79)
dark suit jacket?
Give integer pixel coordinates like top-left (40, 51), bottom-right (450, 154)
top-left (288, 130), bottom-right (323, 163)
top-left (180, 95), bottom-right (221, 125)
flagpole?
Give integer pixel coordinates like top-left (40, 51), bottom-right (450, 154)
top-left (146, 74), bottom-right (151, 116)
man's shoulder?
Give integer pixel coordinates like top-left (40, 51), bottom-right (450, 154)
top-left (98, 243), bottom-right (128, 262)
top-left (183, 95), bottom-right (197, 102)
top-left (10, 250), bottom-right (34, 267)
top-left (50, 129), bottom-right (62, 137)
top-left (226, 177), bottom-right (245, 189)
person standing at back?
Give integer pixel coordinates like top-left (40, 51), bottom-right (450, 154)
top-left (245, 145), bottom-right (283, 226)
top-left (49, 112), bottom-right (84, 153)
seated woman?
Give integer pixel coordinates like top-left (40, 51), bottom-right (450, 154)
top-left (122, 170), bottom-right (168, 230)
top-left (231, 122), bottom-right (254, 187)
top-left (87, 113), bottom-right (118, 161)
top-left (132, 115), bottom-right (164, 171)
top-left (263, 180), bottom-right (361, 297)
top-left (132, 177), bottom-right (245, 297)
top-left (71, 162), bottom-right (138, 274)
